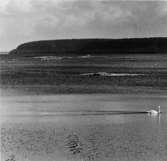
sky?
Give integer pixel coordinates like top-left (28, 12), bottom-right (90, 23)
top-left (0, 0), bottom-right (167, 51)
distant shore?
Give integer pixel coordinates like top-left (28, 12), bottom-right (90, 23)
top-left (9, 37), bottom-right (167, 56)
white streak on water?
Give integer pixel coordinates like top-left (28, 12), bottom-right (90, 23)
top-left (80, 72), bottom-right (143, 76)
top-left (33, 55), bottom-right (102, 61)
top-left (33, 56), bottom-right (72, 60)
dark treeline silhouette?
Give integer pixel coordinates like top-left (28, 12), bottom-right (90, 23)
top-left (9, 37), bottom-right (167, 56)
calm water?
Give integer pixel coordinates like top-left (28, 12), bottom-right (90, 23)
top-left (1, 94), bottom-right (167, 161)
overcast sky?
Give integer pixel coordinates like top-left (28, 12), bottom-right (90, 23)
top-left (0, 0), bottom-right (167, 51)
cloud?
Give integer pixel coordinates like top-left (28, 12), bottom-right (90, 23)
top-left (0, 0), bottom-right (167, 50)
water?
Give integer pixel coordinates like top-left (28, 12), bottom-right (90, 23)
top-left (1, 94), bottom-right (167, 161)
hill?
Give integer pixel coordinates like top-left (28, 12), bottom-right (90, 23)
top-left (9, 37), bottom-right (167, 57)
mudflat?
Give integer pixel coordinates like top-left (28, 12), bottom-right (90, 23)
top-left (1, 54), bottom-right (167, 94)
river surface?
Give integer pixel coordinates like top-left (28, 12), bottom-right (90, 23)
top-left (1, 94), bottom-right (167, 161)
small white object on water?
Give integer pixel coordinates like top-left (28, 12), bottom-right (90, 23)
top-left (147, 106), bottom-right (161, 116)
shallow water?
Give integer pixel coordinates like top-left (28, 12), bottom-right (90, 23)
top-left (1, 94), bottom-right (167, 161)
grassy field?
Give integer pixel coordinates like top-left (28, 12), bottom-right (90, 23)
top-left (1, 54), bottom-right (167, 94)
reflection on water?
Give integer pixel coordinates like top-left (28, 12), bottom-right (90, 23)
top-left (1, 94), bottom-right (167, 161)
top-left (66, 133), bottom-right (83, 155)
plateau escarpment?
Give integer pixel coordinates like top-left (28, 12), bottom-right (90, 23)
top-left (9, 37), bottom-right (167, 57)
